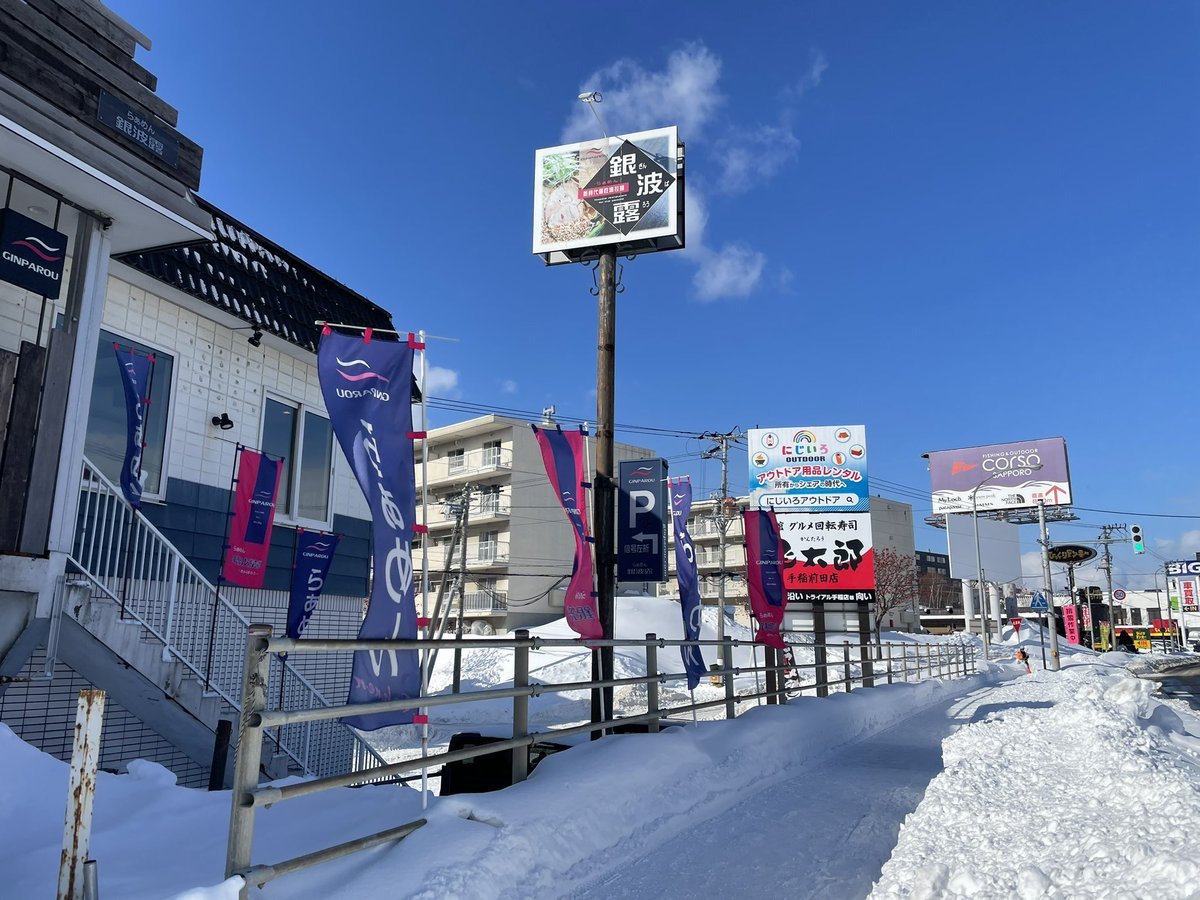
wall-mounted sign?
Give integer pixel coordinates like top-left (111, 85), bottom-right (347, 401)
top-left (0, 208), bottom-right (67, 299)
top-left (618, 458), bottom-right (668, 581)
top-left (1046, 544), bottom-right (1097, 564)
top-left (533, 126), bottom-right (682, 264)
top-left (926, 437), bottom-right (1072, 514)
top-left (97, 90), bottom-right (180, 167)
top-left (1166, 560), bottom-right (1200, 577)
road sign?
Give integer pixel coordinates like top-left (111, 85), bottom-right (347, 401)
top-left (1112, 589), bottom-right (1127, 602)
top-left (1011, 617), bottom-right (1022, 633)
top-left (1030, 592), bottom-right (1049, 611)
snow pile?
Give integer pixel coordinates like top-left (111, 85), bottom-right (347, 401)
top-left (870, 664), bottom-right (1200, 899)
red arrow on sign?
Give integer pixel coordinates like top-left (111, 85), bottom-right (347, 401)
top-left (1010, 617), bottom-right (1022, 632)
top-left (1044, 484), bottom-right (1068, 504)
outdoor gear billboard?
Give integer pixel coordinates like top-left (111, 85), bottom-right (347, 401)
top-left (533, 126), bottom-right (682, 264)
top-left (748, 426), bottom-right (875, 604)
top-left (925, 437), bottom-right (1071, 514)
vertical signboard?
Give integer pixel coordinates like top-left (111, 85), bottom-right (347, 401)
top-left (617, 458), bottom-right (668, 581)
top-left (748, 426), bottom-right (875, 605)
top-left (221, 448), bottom-right (282, 589)
top-left (1166, 561), bottom-right (1200, 612)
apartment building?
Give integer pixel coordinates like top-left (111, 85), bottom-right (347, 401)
top-left (416, 415), bottom-right (656, 631)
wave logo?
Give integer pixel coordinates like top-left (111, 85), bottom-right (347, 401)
top-left (673, 491), bottom-right (687, 507)
top-left (308, 541), bottom-right (334, 552)
top-left (11, 235), bottom-right (63, 262)
top-left (630, 465), bottom-right (655, 477)
top-left (792, 430), bottom-right (817, 444)
top-left (336, 357), bottom-right (390, 384)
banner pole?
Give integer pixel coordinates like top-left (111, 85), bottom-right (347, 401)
top-left (418, 331), bottom-right (431, 809)
top-left (582, 420), bottom-right (607, 736)
top-left (206, 443), bottom-right (240, 693)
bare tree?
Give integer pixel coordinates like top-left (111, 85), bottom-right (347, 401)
top-left (874, 548), bottom-right (920, 631)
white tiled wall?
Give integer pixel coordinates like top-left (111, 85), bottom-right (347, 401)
top-left (103, 264), bottom-right (370, 521)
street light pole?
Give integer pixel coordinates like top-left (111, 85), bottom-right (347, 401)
top-left (969, 471), bottom-right (1006, 658)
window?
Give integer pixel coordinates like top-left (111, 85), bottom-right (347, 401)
top-left (482, 440), bottom-right (502, 467)
top-left (478, 531), bottom-right (499, 561)
top-left (447, 448), bottom-right (465, 472)
top-left (261, 397), bottom-right (333, 524)
top-left (85, 329), bottom-right (174, 496)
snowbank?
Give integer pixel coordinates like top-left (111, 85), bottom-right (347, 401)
top-left (870, 663), bottom-right (1200, 899)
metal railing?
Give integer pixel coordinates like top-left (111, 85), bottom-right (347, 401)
top-left (68, 457), bottom-right (385, 778)
top-left (459, 590), bottom-right (508, 614)
top-left (432, 447), bottom-right (513, 482)
top-left (224, 627), bottom-right (975, 895)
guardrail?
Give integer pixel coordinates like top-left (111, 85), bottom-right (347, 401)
top-left (224, 627), bottom-right (974, 895)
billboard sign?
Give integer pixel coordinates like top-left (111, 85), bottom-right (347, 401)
top-left (777, 511), bottom-right (875, 604)
top-left (1166, 560), bottom-right (1200, 578)
top-left (618, 458), bottom-right (668, 582)
top-left (1046, 544), bottom-right (1097, 564)
top-left (533, 126), bottom-right (682, 264)
top-left (926, 437), bottom-right (1071, 514)
top-left (748, 425), bottom-right (869, 512)
top-left (0, 208), bottom-right (67, 299)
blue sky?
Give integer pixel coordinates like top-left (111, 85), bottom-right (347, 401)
top-left (108, 1), bottom-right (1199, 590)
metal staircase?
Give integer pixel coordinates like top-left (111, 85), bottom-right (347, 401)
top-left (66, 457), bottom-right (384, 778)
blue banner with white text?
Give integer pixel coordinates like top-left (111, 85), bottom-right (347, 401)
top-left (670, 478), bottom-right (706, 690)
top-left (113, 343), bottom-right (153, 509)
top-left (318, 330), bottom-right (419, 729)
top-left (286, 530), bottom-right (341, 642)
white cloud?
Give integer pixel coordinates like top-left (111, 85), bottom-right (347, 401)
top-left (561, 44), bottom-right (724, 142)
top-left (1152, 529), bottom-right (1200, 562)
top-left (692, 243), bottom-right (766, 301)
top-left (789, 50), bottom-right (828, 98)
top-left (716, 124), bottom-right (801, 194)
top-left (501, 379), bottom-right (518, 394)
top-left (424, 366), bottom-right (459, 398)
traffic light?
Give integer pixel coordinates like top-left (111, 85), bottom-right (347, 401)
top-left (1130, 524), bottom-right (1145, 555)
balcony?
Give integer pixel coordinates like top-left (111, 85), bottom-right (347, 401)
top-left (421, 496), bottom-right (512, 530)
top-left (426, 447), bottom-right (512, 485)
top-left (459, 590), bottom-right (508, 616)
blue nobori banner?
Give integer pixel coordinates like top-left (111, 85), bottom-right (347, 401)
top-left (113, 343), bottom-right (154, 509)
top-left (318, 330), bottom-right (419, 730)
top-left (669, 478), bottom-right (705, 690)
top-left (748, 426), bottom-right (869, 512)
top-left (618, 458), bottom-right (668, 582)
top-left (286, 530), bottom-right (341, 643)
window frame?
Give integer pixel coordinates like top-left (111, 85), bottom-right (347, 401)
top-left (259, 392), bottom-right (335, 530)
top-left (87, 324), bottom-right (177, 503)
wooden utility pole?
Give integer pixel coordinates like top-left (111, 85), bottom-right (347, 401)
top-left (593, 248), bottom-right (617, 734)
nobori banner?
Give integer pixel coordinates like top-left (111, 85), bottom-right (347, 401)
top-left (617, 458), bottom-right (668, 582)
top-left (926, 437), bottom-right (1071, 514)
top-left (533, 126), bottom-right (682, 264)
top-left (317, 330), bottom-right (420, 730)
top-left (748, 426), bottom-right (869, 512)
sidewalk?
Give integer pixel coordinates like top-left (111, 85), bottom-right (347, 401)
top-left (573, 683), bottom-right (999, 899)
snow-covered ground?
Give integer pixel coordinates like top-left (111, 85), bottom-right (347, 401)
top-left (2, 602), bottom-right (1198, 899)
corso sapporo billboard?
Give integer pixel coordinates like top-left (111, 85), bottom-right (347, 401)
top-left (926, 437), bottom-right (1072, 514)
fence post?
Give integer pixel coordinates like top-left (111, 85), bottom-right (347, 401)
top-left (842, 640), bottom-right (852, 693)
top-left (58, 689), bottom-right (106, 900)
top-left (645, 633), bottom-right (660, 733)
top-left (902, 645), bottom-right (909, 682)
top-left (723, 638), bottom-right (736, 719)
top-left (885, 642), bottom-right (893, 685)
top-left (512, 629), bottom-right (531, 783)
top-left (226, 624), bottom-right (272, 889)
top-left (208, 718), bottom-right (233, 791)
top-left (162, 553), bottom-right (180, 660)
top-left (764, 645), bottom-right (777, 705)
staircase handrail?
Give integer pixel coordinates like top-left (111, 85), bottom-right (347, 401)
top-left (71, 456), bottom-right (387, 772)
